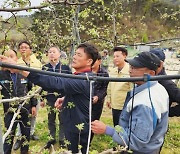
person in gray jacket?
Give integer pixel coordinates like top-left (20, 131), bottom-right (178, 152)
top-left (92, 52), bottom-right (169, 154)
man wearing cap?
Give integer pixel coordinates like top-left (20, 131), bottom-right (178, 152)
top-left (150, 49), bottom-right (180, 117)
top-left (92, 52), bottom-right (169, 154)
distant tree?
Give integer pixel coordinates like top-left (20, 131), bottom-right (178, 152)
top-left (0, 0), bottom-right (179, 52)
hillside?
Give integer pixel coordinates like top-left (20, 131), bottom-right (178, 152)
top-left (0, 0), bottom-right (179, 51)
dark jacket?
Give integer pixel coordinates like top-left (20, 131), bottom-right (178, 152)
top-left (42, 62), bottom-right (71, 104)
top-left (158, 68), bottom-right (180, 117)
top-left (158, 68), bottom-right (180, 104)
top-left (0, 70), bottom-right (37, 113)
top-left (91, 66), bottom-right (109, 122)
top-left (93, 66), bottom-right (109, 104)
top-left (27, 71), bottom-right (93, 134)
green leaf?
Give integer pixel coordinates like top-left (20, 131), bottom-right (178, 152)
top-left (78, 144), bottom-right (82, 150)
top-left (93, 0), bottom-right (104, 5)
top-left (41, 91), bottom-right (48, 96)
top-left (75, 123), bottom-right (84, 131)
top-left (53, 92), bottom-right (59, 97)
top-left (67, 102), bottom-right (75, 109)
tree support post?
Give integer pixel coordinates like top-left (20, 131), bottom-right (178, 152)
top-left (0, 116), bottom-right (4, 154)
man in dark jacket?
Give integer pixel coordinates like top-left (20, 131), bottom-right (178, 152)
top-left (0, 49), bottom-right (37, 154)
top-left (150, 49), bottom-right (180, 117)
top-left (91, 53), bottom-right (109, 141)
top-left (0, 43), bottom-right (98, 154)
top-left (41, 46), bottom-right (71, 149)
top-left (91, 53), bottom-right (109, 121)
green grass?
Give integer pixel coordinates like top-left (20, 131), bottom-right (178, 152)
top-left (91, 116), bottom-right (180, 154)
top-left (162, 118), bottom-right (180, 154)
top-left (0, 104), bottom-right (180, 153)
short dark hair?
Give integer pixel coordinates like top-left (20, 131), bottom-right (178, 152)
top-left (77, 43), bottom-right (98, 66)
top-left (18, 40), bottom-right (32, 49)
top-left (2, 49), bottom-right (17, 55)
top-left (97, 52), bottom-right (102, 60)
top-left (113, 47), bottom-right (128, 56)
top-left (12, 49), bottom-right (17, 55)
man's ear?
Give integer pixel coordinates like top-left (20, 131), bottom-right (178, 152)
top-left (87, 59), bottom-right (93, 66)
top-left (156, 61), bottom-right (163, 75)
top-left (149, 70), bottom-right (156, 76)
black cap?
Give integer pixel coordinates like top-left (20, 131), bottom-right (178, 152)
top-left (125, 52), bottom-right (160, 71)
top-left (149, 48), bottom-right (165, 61)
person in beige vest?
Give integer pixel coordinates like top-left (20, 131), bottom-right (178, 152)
top-left (106, 47), bottom-right (131, 126)
top-left (13, 41), bottom-right (42, 150)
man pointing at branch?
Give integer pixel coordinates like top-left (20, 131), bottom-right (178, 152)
top-left (0, 43), bottom-right (98, 154)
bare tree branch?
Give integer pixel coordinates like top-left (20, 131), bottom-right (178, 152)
top-left (1, 13), bottom-right (17, 52)
top-left (0, 87), bottom-right (42, 104)
top-left (2, 87), bottom-right (42, 143)
top-left (0, 4), bottom-right (49, 12)
top-left (0, 0), bottom-right (92, 12)
top-left (3, 100), bottom-right (28, 143)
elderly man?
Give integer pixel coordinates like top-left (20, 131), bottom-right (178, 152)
top-left (92, 52), bottom-right (169, 154)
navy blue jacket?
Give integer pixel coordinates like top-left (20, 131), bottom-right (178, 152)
top-left (27, 71), bottom-right (93, 134)
top-left (42, 62), bottom-right (71, 105)
top-left (158, 68), bottom-right (180, 104)
top-left (158, 68), bottom-right (180, 116)
top-left (0, 70), bottom-right (37, 113)
top-left (93, 66), bottom-right (109, 104)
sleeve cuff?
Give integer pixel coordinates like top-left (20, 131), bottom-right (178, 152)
top-left (105, 126), bottom-right (115, 136)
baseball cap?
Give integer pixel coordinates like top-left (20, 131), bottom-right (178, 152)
top-left (149, 48), bottom-right (165, 61)
top-left (125, 52), bottom-right (160, 71)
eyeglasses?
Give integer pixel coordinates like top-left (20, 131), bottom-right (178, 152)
top-left (19, 46), bottom-right (30, 50)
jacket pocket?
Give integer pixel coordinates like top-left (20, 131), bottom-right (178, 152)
top-left (132, 119), bottom-right (150, 142)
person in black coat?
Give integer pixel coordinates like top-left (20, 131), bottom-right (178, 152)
top-left (0, 49), bottom-right (37, 154)
top-left (41, 46), bottom-right (71, 149)
top-left (91, 53), bottom-right (109, 121)
top-left (150, 49), bottom-right (180, 117)
top-left (91, 53), bottom-right (109, 141)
